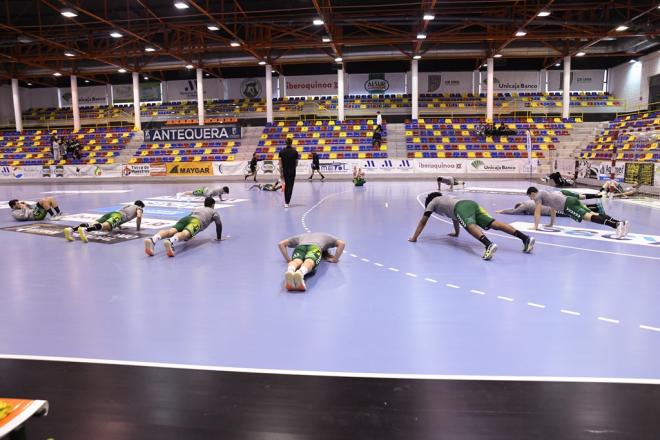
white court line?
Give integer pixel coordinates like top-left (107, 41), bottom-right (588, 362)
top-left (373, 262), bottom-right (384, 267)
top-left (361, 258), bottom-right (370, 262)
top-left (425, 278), bottom-right (438, 283)
top-left (3, 354), bottom-right (660, 384)
top-left (470, 289), bottom-right (486, 295)
top-left (405, 272), bottom-right (417, 278)
top-left (446, 284), bottom-right (460, 289)
top-left (598, 317), bottom-right (620, 324)
top-left (415, 191), bottom-right (660, 261)
top-left (527, 302), bottom-right (546, 309)
top-left (561, 309), bottom-right (581, 316)
top-left (497, 296), bottom-right (514, 302)
top-left (640, 325), bottom-right (660, 333)
top-left (349, 254), bottom-right (358, 258)
top-left (388, 267), bottom-right (400, 272)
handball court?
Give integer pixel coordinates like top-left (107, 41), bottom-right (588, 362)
top-left (1, 179), bottom-right (659, 439)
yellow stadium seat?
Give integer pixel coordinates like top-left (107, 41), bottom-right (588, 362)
top-left (414, 152), bottom-right (422, 158)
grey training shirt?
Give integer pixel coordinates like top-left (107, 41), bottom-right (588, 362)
top-left (500, 201), bottom-right (554, 216)
top-left (534, 190), bottom-right (567, 212)
top-left (190, 206), bottom-right (223, 238)
top-left (203, 187), bottom-right (225, 198)
top-left (286, 233), bottom-right (339, 251)
top-left (119, 204), bottom-right (142, 222)
top-left (11, 204), bottom-right (35, 221)
top-left (424, 195), bottom-right (460, 219)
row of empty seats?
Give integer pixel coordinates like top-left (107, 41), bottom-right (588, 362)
top-left (129, 140), bottom-right (239, 164)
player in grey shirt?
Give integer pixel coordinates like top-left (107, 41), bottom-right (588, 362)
top-left (497, 201), bottom-right (566, 216)
top-left (64, 200), bottom-right (144, 242)
top-left (145, 197), bottom-right (224, 257)
top-left (9, 197), bottom-right (62, 221)
top-left (526, 186), bottom-right (628, 238)
top-left (278, 232), bottom-right (345, 291)
top-left (409, 192), bottom-right (534, 260)
top-left (177, 186), bottom-right (229, 201)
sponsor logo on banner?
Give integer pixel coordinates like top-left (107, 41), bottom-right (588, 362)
top-left (414, 159), bottom-right (467, 174)
top-left (596, 161), bottom-right (625, 182)
top-left (150, 163), bottom-right (167, 177)
top-left (0, 222), bottom-right (151, 243)
top-left (469, 159), bottom-right (519, 173)
top-left (122, 164), bottom-right (151, 177)
top-left (241, 79), bottom-right (262, 98)
top-left (486, 77), bottom-right (538, 91)
top-left (364, 73), bottom-right (389, 94)
top-left (0, 166), bottom-right (12, 178)
top-left (54, 165), bottom-right (65, 178)
top-left (362, 159), bottom-right (413, 172)
top-left (509, 222), bottom-right (660, 247)
top-left (166, 162), bottom-right (213, 176)
top-left (144, 124), bottom-right (241, 141)
top-left (320, 161), bottom-right (349, 173)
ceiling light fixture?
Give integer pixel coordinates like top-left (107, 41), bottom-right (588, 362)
top-left (61, 8), bottom-right (78, 18)
top-left (416, 32), bottom-right (427, 39)
top-left (118, 68), bottom-right (127, 73)
top-left (144, 76), bottom-right (149, 80)
top-left (185, 64), bottom-right (194, 69)
top-left (334, 56), bottom-right (343, 62)
top-left (615, 25), bottom-right (629, 32)
top-left (423, 13), bottom-right (435, 20)
top-left (413, 55), bottom-right (421, 60)
top-left (145, 47), bottom-right (156, 52)
top-left (515, 30), bottom-right (527, 37)
top-left (207, 24), bottom-right (219, 31)
top-left (64, 51), bottom-right (75, 57)
top-left (17, 36), bottom-right (33, 44)
top-left (322, 36), bottom-right (331, 43)
top-left (27, 82), bottom-right (32, 86)
top-left (555, 63), bottom-right (561, 67)
top-left (258, 60), bottom-right (266, 65)
top-left (110, 31), bottom-right (123, 38)
top-left (230, 41), bottom-right (240, 47)
top-left (53, 72), bottom-right (62, 77)
top-left (576, 51), bottom-right (586, 57)
top-left (494, 53), bottom-right (502, 58)
top-left (313, 18), bottom-right (324, 26)
top-left (629, 59), bottom-right (639, 64)
top-left (537, 10), bottom-right (551, 17)
top-left (84, 80), bottom-right (90, 83)
top-left (174, 1), bottom-right (189, 9)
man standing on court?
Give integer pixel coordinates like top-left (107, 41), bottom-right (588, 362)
top-left (279, 137), bottom-right (299, 208)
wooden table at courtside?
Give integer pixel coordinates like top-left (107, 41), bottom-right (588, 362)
top-left (0, 399), bottom-right (49, 440)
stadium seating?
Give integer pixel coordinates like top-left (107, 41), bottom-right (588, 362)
top-left (129, 140), bottom-right (239, 164)
top-left (404, 117), bottom-right (573, 159)
top-left (0, 127), bottom-right (134, 166)
top-left (256, 119), bottom-right (388, 160)
top-left (579, 111), bottom-right (660, 162)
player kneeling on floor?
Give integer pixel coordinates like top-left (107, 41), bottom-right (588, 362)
top-left (9, 197), bottom-right (63, 221)
top-left (278, 233), bottom-right (345, 291)
top-left (353, 166), bottom-right (366, 186)
top-left (64, 201), bottom-right (144, 242)
top-left (526, 186), bottom-right (629, 238)
top-left (409, 192), bottom-right (535, 261)
top-left (144, 196), bottom-right (223, 257)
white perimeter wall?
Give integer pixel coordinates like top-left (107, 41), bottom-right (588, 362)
top-left (608, 49), bottom-right (660, 111)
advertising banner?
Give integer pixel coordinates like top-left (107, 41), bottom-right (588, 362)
top-left (225, 77), bottom-right (266, 99)
top-left (466, 158), bottom-right (537, 174)
top-left (479, 71), bottom-right (540, 93)
top-left (144, 124), bottom-right (241, 142)
top-left (547, 69), bottom-right (606, 92)
top-left (165, 78), bottom-right (223, 101)
top-left (112, 82), bottom-right (162, 104)
top-left (413, 159), bottom-right (468, 174)
top-left (348, 73), bottom-right (406, 95)
top-left (166, 162), bottom-right (214, 176)
top-left (417, 72), bottom-right (474, 94)
top-left (285, 74), bottom-right (338, 96)
top-left (122, 163), bottom-right (152, 177)
top-left (59, 86), bottom-right (108, 107)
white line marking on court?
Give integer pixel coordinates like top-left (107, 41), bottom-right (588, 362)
top-left (497, 296), bottom-right (514, 302)
top-left (361, 258), bottom-right (370, 262)
top-left (470, 289), bottom-right (486, 295)
top-left (4, 354), bottom-right (660, 384)
top-left (561, 309), bottom-right (581, 316)
top-left (446, 284), bottom-right (460, 289)
top-left (405, 272), bottom-right (417, 278)
top-left (388, 267), bottom-right (400, 272)
top-left (598, 317), bottom-right (620, 324)
top-left (640, 325), bottom-right (660, 333)
top-left (425, 278), bottom-right (438, 283)
top-left (374, 262), bottom-right (384, 267)
top-left (350, 254), bottom-right (358, 258)
top-left (527, 302), bottom-right (546, 309)
top-left (415, 191), bottom-right (660, 261)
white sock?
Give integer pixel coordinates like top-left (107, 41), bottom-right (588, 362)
top-left (287, 265), bottom-right (296, 273)
top-left (299, 266), bottom-right (309, 276)
top-left (170, 236), bottom-right (179, 244)
top-left (152, 234), bottom-right (161, 243)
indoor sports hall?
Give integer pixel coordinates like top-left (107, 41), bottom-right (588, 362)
top-left (1, 1), bottom-right (659, 438)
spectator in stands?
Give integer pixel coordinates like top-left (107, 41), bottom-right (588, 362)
top-left (279, 137), bottom-right (299, 208)
top-left (376, 111), bottom-right (383, 126)
top-left (244, 153), bottom-right (258, 182)
top-left (372, 125), bottom-right (383, 149)
top-left (50, 135), bottom-right (61, 162)
top-left (309, 152), bottom-right (325, 180)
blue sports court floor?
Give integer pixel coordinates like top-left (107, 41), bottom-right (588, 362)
top-left (1, 179), bottom-right (658, 380)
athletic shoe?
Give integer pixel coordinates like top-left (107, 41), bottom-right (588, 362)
top-left (77, 226), bottom-right (88, 243)
top-left (293, 271), bottom-right (306, 291)
top-left (615, 222), bottom-right (624, 239)
top-left (622, 220), bottom-right (630, 237)
top-left (163, 239), bottom-right (175, 257)
top-left (176, 192), bottom-right (182, 200)
top-left (308, 176), bottom-right (312, 180)
top-left (144, 238), bottom-right (155, 256)
top-left (284, 204), bottom-right (289, 208)
top-left (63, 227), bottom-right (74, 241)
top-left (482, 243), bottom-right (498, 260)
top-left (321, 176), bottom-right (325, 181)
top-left (284, 271), bottom-right (295, 290)
top-left (523, 236), bottom-right (535, 253)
